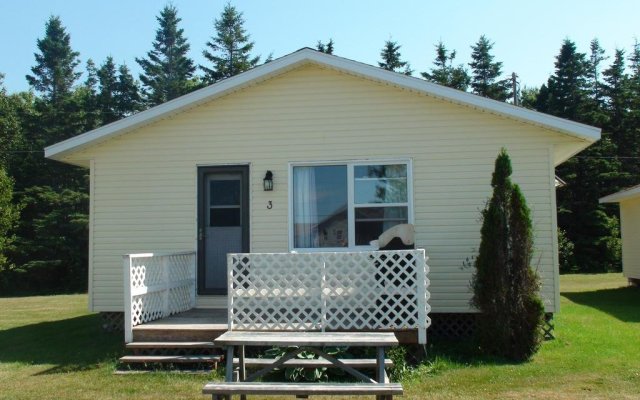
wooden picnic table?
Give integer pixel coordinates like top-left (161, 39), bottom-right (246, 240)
top-left (209, 331), bottom-right (400, 399)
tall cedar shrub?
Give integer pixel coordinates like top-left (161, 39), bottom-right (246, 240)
top-left (471, 149), bottom-right (544, 361)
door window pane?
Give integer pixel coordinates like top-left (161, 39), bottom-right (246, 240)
top-left (293, 165), bottom-right (348, 248)
top-left (210, 180), bottom-right (240, 206)
top-left (210, 208), bottom-right (241, 227)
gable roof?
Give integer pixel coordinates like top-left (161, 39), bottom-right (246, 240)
top-left (600, 184), bottom-right (640, 203)
top-left (45, 48), bottom-right (600, 163)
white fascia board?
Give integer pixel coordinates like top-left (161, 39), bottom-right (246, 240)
top-left (45, 48), bottom-right (601, 161)
top-left (600, 184), bottom-right (640, 203)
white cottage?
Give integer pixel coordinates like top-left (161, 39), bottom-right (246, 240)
top-left (600, 185), bottom-right (640, 285)
top-left (45, 49), bottom-right (599, 342)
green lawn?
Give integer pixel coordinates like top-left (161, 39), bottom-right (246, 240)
top-left (0, 274), bottom-right (638, 399)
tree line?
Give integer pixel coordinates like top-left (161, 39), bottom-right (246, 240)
top-left (1, 3), bottom-right (639, 294)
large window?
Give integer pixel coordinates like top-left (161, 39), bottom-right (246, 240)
top-left (291, 161), bottom-right (412, 250)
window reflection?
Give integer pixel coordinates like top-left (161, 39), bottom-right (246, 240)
top-left (354, 164), bottom-right (407, 204)
top-left (293, 165), bottom-right (348, 248)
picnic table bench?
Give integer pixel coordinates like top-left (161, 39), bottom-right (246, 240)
top-left (203, 331), bottom-right (402, 399)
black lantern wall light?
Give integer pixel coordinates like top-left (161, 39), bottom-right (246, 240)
top-left (263, 171), bottom-right (273, 191)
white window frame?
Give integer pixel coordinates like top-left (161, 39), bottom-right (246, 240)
top-left (288, 159), bottom-right (414, 252)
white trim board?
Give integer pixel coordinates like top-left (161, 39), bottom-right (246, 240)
top-left (45, 48), bottom-right (600, 163)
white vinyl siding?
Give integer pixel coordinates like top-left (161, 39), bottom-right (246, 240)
top-left (67, 64), bottom-right (576, 313)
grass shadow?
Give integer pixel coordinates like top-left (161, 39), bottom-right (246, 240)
top-left (401, 338), bottom-right (524, 379)
top-left (562, 286), bottom-right (640, 323)
top-left (0, 313), bottom-right (124, 374)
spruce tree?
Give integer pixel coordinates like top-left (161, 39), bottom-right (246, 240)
top-left (469, 35), bottom-right (510, 100)
top-left (421, 41), bottom-right (470, 91)
top-left (114, 64), bottom-right (142, 119)
top-left (603, 49), bottom-right (633, 181)
top-left (471, 149), bottom-right (544, 361)
top-left (543, 39), bottom-right (589, 121)
top-left (26, 16), bottom-right (80, 107)
top-left (587, 39), bottom-right (608, 106)
top-left (10, 16), bottom-right (90, 295)
top-left (316, 39), bottom-right (335, 54)
top-left (539, 39), bottom-right (622, 273)
top-left (201, 3), bottom-right (260, 83)
top-left (97, 57), bottom-right (119, 124)
top-left (80, 59), bottom-right (101, 131)
top-left (136, 5), bottom-right (196, 105)
top-left (626, 40), bottom-right (640, 181)
top-left (378, 40), bottom-right (412, 75)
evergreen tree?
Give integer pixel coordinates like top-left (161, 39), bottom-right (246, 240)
top-left (97, 57), bottom-right (119, 124)
top-left (81, 59), bottom-right (101, 130)
top-left (96, 59), bottom-right (141, 124)
top-left (539, 39), bottom-right (622, 272)
top-left (625, 40), bottom-right (640, 182)
top-left (587, 39), bottom-right (608, 106)
top-left (201, 3), bottom-right (260, 83)
top-left (114, 64), bottom-right (142, 119)
top-left (25, 16), bottom-right (80, 107)
top-left (316, 39), bottom-right (334, 54)
top-left (520, 86), bottom-right (540, 110)
top-left (602, 49), bottom-right (634, 182)
top-left (0, 166), bottom-right (19, 287)
top-left (21, 16), bottom-right (86, 187)
top-left (471, 149), bottom-right (544, 361)
top-left (10, 186), bottom-right (88, 294)
top-left (136, 5), bottom-right (196, 105)
top-left (84, 59), bottom-right (98, 94)
top-left (9, 16), bottom-right (90, 295)
top-left (421, 41), bottom-right (470, 91)
top-left (0, 75), bottom-right (25, 169)
top-left (542, 39), bottom-right (589, 122)
top-left (469, 35), bottom-right (510, 101)
top-left (582, 39), bottom-right (609, 127)
top-left (378, 40), bottom-right (412, 75)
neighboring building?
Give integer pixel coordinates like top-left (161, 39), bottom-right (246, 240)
top-left (45, 48), bottom-right (600, 324)
top-left (600, 185), bottom-right (640, 285)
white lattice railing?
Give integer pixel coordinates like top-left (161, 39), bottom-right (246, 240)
top-left (228, 250), bottom-right (431, 344)
top-left (123, 251), bottom-right (196, 342)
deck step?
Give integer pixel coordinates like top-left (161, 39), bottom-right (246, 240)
top-left (232, 357), bottom-right (393, 368)
top-left (114, 369), bottom-right (213, 375)
top-left (126, 341), bottom-right (217, 349)
top-left (119, 355), bottom-right (222, 364)
top-left (132, 326), bottom-right (227, 342)
top-left (202, 382), bottom-right (403, 396)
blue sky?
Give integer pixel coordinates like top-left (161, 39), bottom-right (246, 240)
top-left (1, 0), bottom-right (638, 94)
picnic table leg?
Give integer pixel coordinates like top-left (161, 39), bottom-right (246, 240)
top-left (376, 346), bottom-right (391, 400)
top-left (239, 345), bottom-right (246, 400)
top-left (224, 345), bottom-right (234, 400)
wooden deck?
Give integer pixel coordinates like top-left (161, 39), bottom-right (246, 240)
top-left (132, 308), bottom-right (228, 342)
top-left (132, 308), bottom-right (420, 344)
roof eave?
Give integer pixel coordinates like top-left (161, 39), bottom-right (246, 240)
top-left (600, 186), bottom-right (640, 203)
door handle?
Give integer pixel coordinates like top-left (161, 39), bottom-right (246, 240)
top-left (198, 228), bottom-right (205, 241)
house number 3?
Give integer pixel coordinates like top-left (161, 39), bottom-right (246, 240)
top-left (267, 201), bottom-right (273, 209)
